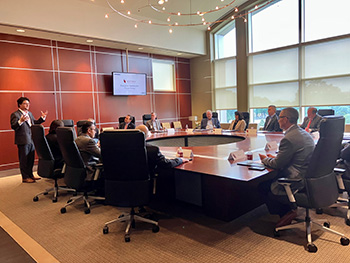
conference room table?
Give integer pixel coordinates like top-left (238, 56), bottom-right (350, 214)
top-left (146, 129), bottom-right (285, 222)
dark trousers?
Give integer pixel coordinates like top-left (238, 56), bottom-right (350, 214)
top-left (259, 179), bottom-right (292, 217)
top-left (17, 143), bottom-right (35, 180)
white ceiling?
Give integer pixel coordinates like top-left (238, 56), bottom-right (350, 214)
top-left (0, 0), bottom-right (251, 58)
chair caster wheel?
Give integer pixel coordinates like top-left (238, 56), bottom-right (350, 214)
top-left (84, 209), bottom-right (90, 214)
top-left (103, 226), bottom-right (109, 234)
top-left (43, 192), bottom-right (49, 195)
top-left (52, 198), bottom-right (57, 203)
top-left (341, 237), bottom-right (349, 246)
top-left (152, 225), bottom-right (160, 233)
top-left (273, 230), bottom-right (280, 237)
top-left (307, 243), bottom-right (318, 253)
top-left (60, 207), bottom-right (66, 214)
top-left (316, 208), bottom-right (323, 214)
top-left (33, 196), bottom-right (39, 202)
top-left (346, 219), bottom-right (350, 226)
top-left (323, 222), bottom-right (330, 228)
top-left (125, 235), bottom-right (130, 242)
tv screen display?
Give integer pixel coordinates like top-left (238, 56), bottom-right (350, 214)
top-left (112, 72), bottom-right (147, 96)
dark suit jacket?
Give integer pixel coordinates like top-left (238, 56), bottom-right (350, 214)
top-left (200, 118), bottom-right (221, 129)
top-left (263, 114), bottom-right (282, 132)
top-left (300, 114), bottom-right (323, 132)
top-left (119, 122), bottom-right (136, 129)
top-left (75, 134), bottom-right (101, 180)
top-left (10, 109), bottom-right (45, 145)
top-left (146, 144), bottom-right (183, 175)
top-left (262, 125), bottom-right (315, 195)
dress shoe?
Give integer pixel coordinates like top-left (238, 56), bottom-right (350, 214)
top-left (31, 176), bottom-right (41, 180)
top-left (22, 178), bottom-right (36, 183)
top-left (275, 210), bottom-right (298, 228)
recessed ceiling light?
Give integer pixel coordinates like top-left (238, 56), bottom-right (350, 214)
top-left (177, 53), bottom-right (182, 55)
top-left (138, 47), bottom-right (144, 50)
top-left (16, 29), bottom-right (25, 33)
top-left (86, 39), bottom-right (93, 43)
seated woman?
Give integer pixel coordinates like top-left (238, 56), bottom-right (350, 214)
top-left (46, 120), bottom-right (65, 169)
top-left (228, 111), bottom-right (246, 131)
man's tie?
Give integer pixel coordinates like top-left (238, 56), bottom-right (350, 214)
top-left (306, 119), bottom-right (312, 132)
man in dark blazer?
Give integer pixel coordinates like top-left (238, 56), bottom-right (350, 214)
top-left (136, 125), bottom-right (188, 173)
top-left (259, 107), bottom-right (315, 227)
top-left (75, 121), bottom-right (101, 181)
top-left (119, 115), bottom-right (135, 129)
top-left (145, 112), bottom-right (162, 131)
top-left (263, 105), bottom-right (282, 132)
top-left (10, 97), bottom-right (48, 183)
top-left (300, 107), bottom-right (323, 133)
top-left (200, 110), bottom-right (221, 129)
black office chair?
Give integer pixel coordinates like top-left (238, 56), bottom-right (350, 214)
top-left (56, 127), bottom-right (104, 214)
top-left (76, 120), bottom-right (88, 136)
top-left (241, 112), bottom-right (249, 130)
top-left (100, 130), bottom-right (159, 242)
top-left (318, 109), bottom-right (335, 117)
top-left (61, 119), bottom-right (74, 127)
top-left (31, 124), bottom-right (76, 203)
top-left (142, 114), bottom-right (152, 125)
top-left (274, 116), bottom-right (349, 252)
top-left (202, 112), bottom-right (218, 119)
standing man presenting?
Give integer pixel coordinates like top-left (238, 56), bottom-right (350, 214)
top-left (10, 97), bottom-right (48, 183)
top-left (263, 105), bottom-right (282, 132)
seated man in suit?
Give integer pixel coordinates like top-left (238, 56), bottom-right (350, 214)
top-left (119, 115), bottom-right (135, 129)
top-left (136, 125), bottom-right (188, 173)
top-left (300, 107), bottom-right (323, 133)
top-left (259, 107), bottom-right (315, 227)
top-left (263, 105), bottom-right (282, 132)
top-left (200, 110), bottom-right (221, 129)
top-left (75, 121), bottom-right (101, 180)
top-left (145, 112), bottom-right (163, 132)
top-left (77, 118), bottom-right (99, 141)
top-left (46, 119), bottom-right (65, 169)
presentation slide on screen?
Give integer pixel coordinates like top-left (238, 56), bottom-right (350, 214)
top-left (113, 73), bottom-right (146, 95)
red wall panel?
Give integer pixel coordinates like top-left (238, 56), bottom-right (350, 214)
top-left (59, 72), bottom-right (93, 91)
top-left (0, 42), bottom-right (53, 70)
top-left (0, 69), bottom-right (55, 91)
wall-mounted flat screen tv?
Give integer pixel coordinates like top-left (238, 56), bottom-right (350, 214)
top-left (112, 72), bottom-right (147, 96)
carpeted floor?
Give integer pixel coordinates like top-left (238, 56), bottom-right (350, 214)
top-left (0, 174), bottom-right (350, 263)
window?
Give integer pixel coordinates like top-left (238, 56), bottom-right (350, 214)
top-left (214, 21), bottom-right (236, 59)
top-left (304, 0), bottom-right (350, 42)
top-left (248, 0), bottom-right (298, 53)
top-left (152, 60), bottom-right (175, 91)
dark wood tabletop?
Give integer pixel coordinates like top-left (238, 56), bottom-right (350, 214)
top-left (147, 130), bottom-right (284, 182)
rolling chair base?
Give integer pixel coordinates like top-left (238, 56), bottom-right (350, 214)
top-left (103, 207), bottom-right (159, 242)
top-left (60, 193), bottom-right (105, 214)
top-left (274, 209), bottom-right (349, 252)
top-left (33, 185), bottom-right (76, 203)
